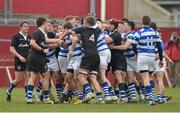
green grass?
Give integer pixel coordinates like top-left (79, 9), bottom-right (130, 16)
top-left (0, 88), bottom-right (180, 112)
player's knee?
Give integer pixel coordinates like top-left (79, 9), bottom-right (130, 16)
top-left (78, 71), bottom-right (88, 80)
top-left (89, 71), bottom-right (98, 76)
top-left (114, 70), bottom-right (124, 76)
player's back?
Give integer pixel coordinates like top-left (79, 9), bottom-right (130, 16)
top-left (135, 27), bottom-right (160, 56)
top-left (73, 26), bottom-right (101, 55)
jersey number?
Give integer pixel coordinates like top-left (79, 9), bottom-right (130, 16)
top-left (89, 34), bottom-right (95, 42)
top-left (147, 36), bottom-right (154, 47)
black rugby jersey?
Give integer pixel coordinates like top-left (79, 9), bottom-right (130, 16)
top-left (110, 31), bottom-right (125, 57)
top-left (30, 29), bottom-right (48, 56)
top-left (11, 32), bottom-right (31, 58)
top-left (73, 26), bottom-right (101, 55)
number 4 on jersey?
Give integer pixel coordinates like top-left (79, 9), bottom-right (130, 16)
top-left (89, 34), bottom-right (95, 42)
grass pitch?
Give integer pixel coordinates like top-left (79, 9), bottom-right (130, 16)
top-left (0, 88), bottom-right (180, 112)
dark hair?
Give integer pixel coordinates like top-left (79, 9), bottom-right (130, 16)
top-left (96, 18), bottom-right (102, 22)
top-left (84, 16), bottom-right (96, 26)
top-left (51, 19), bottom-right (59, 26)
top-left (74, 16), bottom-right (81, 21)
top-left (142, 15), bottom-right (151, 26)
top-left (19, 21), bottom-right (29, 27)
top-left (129, 21), bottom-right (135, 30)
top-left (149, 22), bottom-right (157, 31)
top-left (36, 17), bottom-right (46, 27)
top-left (121, 18), bottom-right (129, 22)
top-left (63, 22), bottom-right (73, 30)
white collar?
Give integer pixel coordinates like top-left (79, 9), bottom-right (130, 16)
top-left (19, 31), bottom-right (27, 37)
top-left (19, 31), bottom-right (28, 40)
top-left (38, 27), bottom-right (48, 39)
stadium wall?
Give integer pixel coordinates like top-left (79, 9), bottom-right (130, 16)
top-left (0, 0), bottom-right (124, 19)
top-left (0, 0), bottom-right (3, 12)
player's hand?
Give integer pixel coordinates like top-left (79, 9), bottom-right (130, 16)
top-left (108, 44), bottom-right (114, 49)
top-left (58, 40), bottom-right (63, 46)
top-left (68, 50), bottom-right (74, 58)
top-left (159, 61), bottom-right (164, 68)
top-left (19, 56), bottom-right (26, 63)
top-left (43, 48), bottom-right (49, 53)
top-left (56, 32), bottom-right (62, 38)
top-left (169, 59), bottom-right (174, 64)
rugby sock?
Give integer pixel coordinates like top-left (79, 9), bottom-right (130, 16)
top-left (63, 90), bottom-right (68, 95)
top-left (108, 86), bottom-right (116, 96)
top-left (128, 83), bottom-right (136, 98)
top-left (118, 83), bottom-right (126, 99)
top-left (142, 85), bottom-right (146, 95)
top-left (145, 85), bottom-right (153, 101)
top-left (83, 83), bottom-right (92, 94)
top-left (7, 83), bottom-right (16, 94)
top-left (24, 86), bottom-right (27, 98)
top-left (114, 88), bottom-right (120, 97)
top-left (150, 80), bottom-right (155, 96)
top-left (102, 82), bottom-right (110, 97)
top-left (135, 85), bottom-right (143, 95)
top-left (43, 90), bottom-right (50, 100)
top-left (27, 85), bottom-right (34, 99)
top-left (56, 84), bottom-right (63, 99)
top-left (73, 91), bottom-right (79, 97)
top-left (62, 90), bottom-right (69, 102)
top-left (36, 82), bottom-right (42, 93)
top-left (125, 84), bottom-right (130, 98)
top-left (156, 94), bottom-right (162, 102)
top-left (96, 92), bottom-right (103, 99)
top-left (78, 91), bottom-right (84, 100)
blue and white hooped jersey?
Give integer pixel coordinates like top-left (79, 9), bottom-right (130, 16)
top-left (58, 46), bottom-right (68, 58)
top-left (46, 49), bottom-right (56, 58)
top-left (58, 35), bottom-right (72, 58)
top-left (134, 27), bottom-right (161, 56)
top-left (102, 29), bottom-right (110, 36)
top-left (124, 30), bottom-right (137, 59)
top-left (97, 34), bottom-right (109, 52)
top-left (65, 34), bottom-right (83, 57)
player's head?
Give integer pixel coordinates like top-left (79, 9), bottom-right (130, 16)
top-left (64, 15), bottom-right (76, 27)
top-left (19, 21), bottom-right (29, 34)
top-left (149, 22), bottom-right (157, 31)
top-left (96, 19), bottom-right (103, 30)
top-left (118, 21), bottom-right (125, 33)
top-left (50, 19), bottom-right (59, 32)
top-left (57, 24), bottom-right (64, 34)
top-left (129, 21), bottom-right (135, 31)
top-left (109, 19), bottom-right (119, 31)
top-left (83, 16), bottom-right (96, 27)
top-left (74, 16), bottom-right (81, 27)
top-left (141, 15), bottom-right (151, 26)
top-left (63, 22), bottom-right (73, 30)
top-left (123, 20), bottom-right (135, 32)
top-left (36, 17), bottom-right (46, 27)
top-left (36, 17), bottom-right (52, 32)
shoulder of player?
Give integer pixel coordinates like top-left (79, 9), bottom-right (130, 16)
top-left (12, 32), bottom-right (23, 40)
top-left (32, 29), bottom-right (44, 37)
